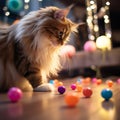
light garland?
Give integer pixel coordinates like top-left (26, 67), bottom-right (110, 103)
top-left (86, 0), bottom-right (99, 41)
top-left (24, 0), bottom-right (30, 10)
top-left (85, 0), bottom-right (112, 78)
top-left (3, 6), bottom-right (10, 17)
top-left (102, 0), bottom-right (112, 39)
top-left (86, 0), bottom-right (112, 50)
top-left (96, 0), bottom-right (112, 50)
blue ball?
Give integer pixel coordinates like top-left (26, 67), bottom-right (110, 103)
top-left (49, 80), bottom-right (54, 85)
top-left (101, 88), bottom-right (113, 100)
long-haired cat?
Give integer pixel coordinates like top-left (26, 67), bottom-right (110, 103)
top-left (0, 6), bottom-right (78, 92)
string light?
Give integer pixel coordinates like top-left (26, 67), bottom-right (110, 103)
top-left (24, 0), bottom-right (30, 10)
top-left (102, 0), bottom-right (112, 39)
top-left (24, 0), bottom-right (30, 3)
top-left (2, 3), bottom-right (9, 23)
top-left (24, 4), bottom-right (29, 9)
top-left (86, 0), bottom-right (112, 50)
top-left (86, 0), bottom-right (99, 40)
top-left (5, 11), bottom-right (10, 16)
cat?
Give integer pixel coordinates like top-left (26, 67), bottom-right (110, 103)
top-left (0, 6), bottom-right (78, 92)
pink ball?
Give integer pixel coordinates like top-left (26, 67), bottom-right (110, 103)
top-left (84, 41), bottom-right (96, 52)
top-left (8, 87), bottom-right (23, 102)
top-left (92, 78), bottom-right (97, 83)
top-left (71, 84), bottom-right (76, 90)
top-left (117, 78), bottom-right (120, 84)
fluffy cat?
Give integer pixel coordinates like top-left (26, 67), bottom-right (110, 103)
top-left (0, 6), bottom-right (78, 92)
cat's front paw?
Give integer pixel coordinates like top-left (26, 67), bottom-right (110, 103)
top-left (34, 83), bottom-right (54, 92)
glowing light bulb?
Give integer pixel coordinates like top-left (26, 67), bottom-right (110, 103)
top-left (5, 11), bottom-right (10, 16)
top-left (24, 0), bottom-right (30, 3)
top-left (96, 35), bottom-right (111, 50)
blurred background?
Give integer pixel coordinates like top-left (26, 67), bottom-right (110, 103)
top-left (0, 0), bottom-right (120, 48)
top-left (0, 0), bottom-right (120, 78)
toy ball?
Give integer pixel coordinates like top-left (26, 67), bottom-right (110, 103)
top-left (84, 40), bottom-right (96, 52)
top-left (82, 77), bottom-right (91, 85)
top-left (117, 78), bottom-right (120, 84)
top-left (76, 78), bottom-right (82, 84)
top-left (96, 79), bottom-right (102, 85)
top-left (57, 82), bottom-right (63, 87)
top-left (7, 0), bottom-right (23, 12)
top-left (92, 78), bottom-right (97, 83)
top-left (106, 80), bottom-right (114, 87)
top-left (8, 87), bottom-right (23, 102)
top-left (58, 86), bottom-right (66, 94)
top-left (101, 88), bottom-right (113, 101)
top-left (71, 84), bottom-right (76, 90)
top-left (49, 80), bottom-right (54, 85)
top-left (76, 85), bottom-right (82, 92)
top-left (83, 87), bottom-right (93, 98)
top-left (65, 92), bottom-right (79, 107)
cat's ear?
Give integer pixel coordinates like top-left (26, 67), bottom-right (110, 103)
top-left (54, 5), bottom-right (73, 20)
top-left (71, 22), bottom-right (86, 32)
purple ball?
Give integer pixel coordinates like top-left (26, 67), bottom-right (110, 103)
top-left (8, 87), bottom-right (23, 102)
top-left (58, 86), bottom-right (66, 94)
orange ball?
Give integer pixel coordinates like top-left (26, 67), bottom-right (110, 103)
top-left (57, 82), bottom-right (63, 87)
top-left (107, 80), bottom-right (113, 87)
top-left (54, 79), bottom-right (59, 87)
top-left (65, 92), bottom-right (79, 107)
top-left (76, 85), bottom-right (82, 92)
top-left (96, 79), bottom-right (102, 85)
top-left (82, 77), bottom-right (91, 85)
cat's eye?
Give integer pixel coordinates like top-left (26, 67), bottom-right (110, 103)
top-left (59, 31), bottom-right (63, 36)
top-left (58, 31), bottom-right (63, 39)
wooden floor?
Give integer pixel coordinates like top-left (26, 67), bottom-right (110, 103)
top-left (0, 77), bottom-right (120, 120)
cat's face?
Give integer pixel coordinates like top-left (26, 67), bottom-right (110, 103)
top-left (37, 6), bottom-right (76, 46)
top-left (42, 18), bottom-right (73, 46)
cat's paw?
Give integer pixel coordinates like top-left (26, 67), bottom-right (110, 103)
top-left (34, 83), bottom-right (54, 92)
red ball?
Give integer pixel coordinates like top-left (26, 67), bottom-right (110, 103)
top-left (83, 87), bottom-right (93, 98)
top-left (8, 87), bottom-right (23, 102)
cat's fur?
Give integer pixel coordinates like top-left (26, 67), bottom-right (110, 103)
top-left (0, 6), bottom-right (77, 92)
